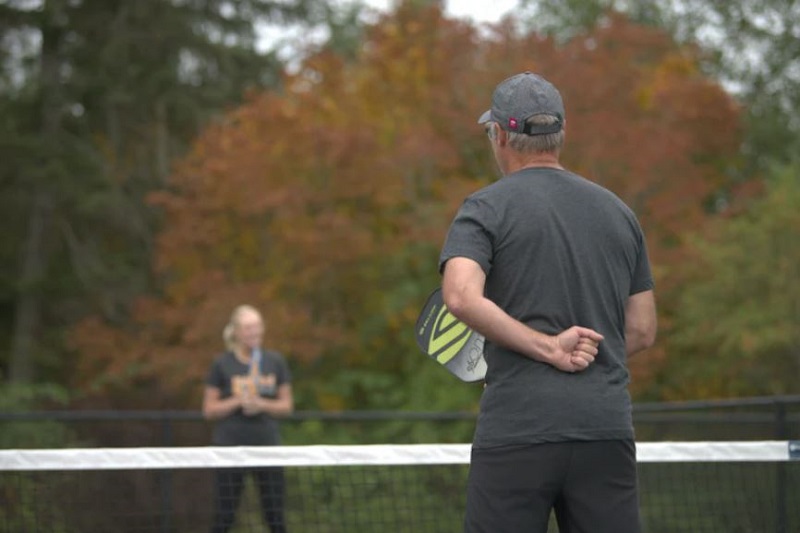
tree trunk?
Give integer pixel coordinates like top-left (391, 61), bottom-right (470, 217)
top-left (8, 0), bottom-right (65, 383)
top-left (155, 98), bottom-right (170, 183)
top-left (9, 194), bottom-right (52, 382)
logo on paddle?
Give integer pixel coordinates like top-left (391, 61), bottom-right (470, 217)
top-left (415, 288), bottom-right (487, 382)
top-left (428, 307), bottom-right (472, 364)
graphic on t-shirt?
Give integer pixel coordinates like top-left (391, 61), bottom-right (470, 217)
top-left (232, 371), bottom-right (277, 398)
top-left (226, 350), bottom-right (280, 398)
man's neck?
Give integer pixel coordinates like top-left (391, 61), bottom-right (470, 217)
top-left (502, 151), bottom-right (563, 175)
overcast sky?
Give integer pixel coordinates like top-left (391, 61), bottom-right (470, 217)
top-left (364, 0), bottom-right (519, 23)
top-left (261, 0), bottom-right (521, 65)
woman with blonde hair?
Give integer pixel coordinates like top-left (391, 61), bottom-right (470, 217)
top-left (202, 305), bottom-right (294, 533)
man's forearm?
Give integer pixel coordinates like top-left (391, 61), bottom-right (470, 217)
top-left (625, 333), bottom-right (652, 357)
top-left (447, 295), bottom-right (555, 363)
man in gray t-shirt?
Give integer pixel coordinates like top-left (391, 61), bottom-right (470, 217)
top-left (439, 72), bottom-right (657, 533)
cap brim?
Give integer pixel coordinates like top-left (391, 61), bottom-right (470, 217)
top-left (477, 109), bottom-right (492, 124)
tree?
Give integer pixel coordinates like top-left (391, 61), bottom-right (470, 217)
top-left (519, 0), bottom-right (800, 173)
top-left (0, 0), bottom-right (318, 386)
top-left (69, 5), bottom-right (743, 410)
top-left (70, 2), bottom-right (488, 408)
top-left (652, 162), bottom-right (800, 399)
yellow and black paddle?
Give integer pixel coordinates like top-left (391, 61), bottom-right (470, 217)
top-left (414, 288), bottom-right (486, 382)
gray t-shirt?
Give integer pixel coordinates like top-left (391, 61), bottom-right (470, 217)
top-left (206, 349), bottom-right (292, 446)
top-left (439, 167), bottom-right (654, 448)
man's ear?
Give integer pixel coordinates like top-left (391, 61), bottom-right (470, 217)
top-left (496, 127), bottom-right (508, 146)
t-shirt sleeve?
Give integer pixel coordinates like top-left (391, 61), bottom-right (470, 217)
top-left (205, 358), bottom-right (225, 389)
top-left (274, 353), bottom-right (292, 386)
top-left (630, 229), bottom-right (655, 295)
top-left (438, 196), bottom-right (496, 275)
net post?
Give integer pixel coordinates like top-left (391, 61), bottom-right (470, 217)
top-left (160, 416), bottom-right (174, 533)
top-left (775, 399), bottom-right (788, 533)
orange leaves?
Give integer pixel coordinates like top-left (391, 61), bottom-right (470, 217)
top-left (538, 14), bottom-right (743, 264)
top-left (68, 6), bottom-right (745, 406)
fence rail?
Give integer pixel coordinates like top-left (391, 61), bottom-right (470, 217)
top-left (2, 395), bottom-right (799, 448)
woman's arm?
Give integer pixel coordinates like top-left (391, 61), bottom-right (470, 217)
top-left (202, 386), bottom-right (242, 420)
top-left (242, 383), bottom-right (294, 418)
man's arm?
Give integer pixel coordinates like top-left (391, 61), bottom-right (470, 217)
top-left (625, 290), bottom-right (657, 356)
top-left (441, 257), bottom-right (601, 372)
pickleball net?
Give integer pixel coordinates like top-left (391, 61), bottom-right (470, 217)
top-left (1, 441), bottom-right (798, 532)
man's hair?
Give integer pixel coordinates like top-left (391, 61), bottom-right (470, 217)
top-left (507, 114), bottom-right (564, 153)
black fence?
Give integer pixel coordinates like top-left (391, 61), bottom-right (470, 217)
top-left (2, 396), bottom-right (800, 533)
top-left (2, 395), bottom-right (799, 449)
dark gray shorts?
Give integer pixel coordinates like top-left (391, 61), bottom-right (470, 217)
top-left (464, 439), bottom-right (640, 533)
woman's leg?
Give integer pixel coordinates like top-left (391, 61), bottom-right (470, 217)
top-left (210, 468), bottom-right (246, 533)
top-left (255, 466), bottom-right (287, 533)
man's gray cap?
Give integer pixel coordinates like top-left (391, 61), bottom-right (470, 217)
top-left (478, 72), bottom-right (565, 135)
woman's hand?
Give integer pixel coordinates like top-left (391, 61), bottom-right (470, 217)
top-left (240, 393), bottom-right (262, 416)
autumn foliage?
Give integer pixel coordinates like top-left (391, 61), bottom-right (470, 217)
top-left (70, 6), bottom-right (742, 408)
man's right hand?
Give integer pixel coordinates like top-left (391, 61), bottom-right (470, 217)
top-left (549, 327), bottom-right (603, 372)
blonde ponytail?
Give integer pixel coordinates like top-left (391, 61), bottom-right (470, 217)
top-left (222, 322), bottom-right (236, 351)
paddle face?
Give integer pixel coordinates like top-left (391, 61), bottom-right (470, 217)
top-left (415, 288), bottom-right (486, 382)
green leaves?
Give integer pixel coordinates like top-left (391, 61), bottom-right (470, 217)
top-left (67, 6), bottom-right (752, 411)
top-left (4, 2), bottom-right (792, 411)
top-left (1, 0), bottom-right (316, 387)
top-left (658, 162), bottom-right (800, 398)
